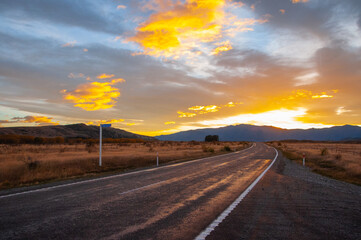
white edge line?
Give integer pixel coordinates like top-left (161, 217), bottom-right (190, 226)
top-left (0, 143), bottom-right (256, 199)
top-left (194, 147), bottom-right (278, 240)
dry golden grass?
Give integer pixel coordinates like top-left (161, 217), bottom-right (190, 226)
top-left (0, 141), bottom-right (250, 189)
top-left (269, 142), bottom-right (361, 185)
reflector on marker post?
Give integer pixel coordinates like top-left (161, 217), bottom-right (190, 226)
top-left (99, 124), bottom-right (111, 167)
top-left (303, 153), bottom-right (305, 167)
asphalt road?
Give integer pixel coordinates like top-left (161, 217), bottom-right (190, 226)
top-left (0, 143), bottom-right (276, 240)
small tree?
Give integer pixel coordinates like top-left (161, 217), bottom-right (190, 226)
top-left (205, 135), bottom-right (219, 142)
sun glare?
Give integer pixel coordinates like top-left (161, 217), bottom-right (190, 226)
top-left (195, 108), bottom-right (333, 129)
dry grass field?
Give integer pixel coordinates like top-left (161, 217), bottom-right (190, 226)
top-left (269, 142), bottom-right (361, 185)
top-left (0, 141), bottom-right (249, 189)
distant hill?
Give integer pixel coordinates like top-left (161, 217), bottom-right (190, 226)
top-left (156, 124), bottom-right (361, 142)
top-left (0, 123), bottom-right (154, 140)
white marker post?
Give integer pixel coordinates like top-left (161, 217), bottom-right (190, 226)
top-left (303, 153), bottom-right (305, 167)
top-left (156, 152), bottom-right (159, 167)
top-left (99, 124), bottom-right (111, 167)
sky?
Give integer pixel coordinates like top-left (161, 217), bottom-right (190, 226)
top-left (0, 0), bottom-right (360, 136)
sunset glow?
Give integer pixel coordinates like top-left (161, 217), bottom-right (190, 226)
top-left (0, 0), bottom-right (360, 134)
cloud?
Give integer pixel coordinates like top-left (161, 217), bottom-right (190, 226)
top-left (211, 41), bottom-right (233, 55)
top-left (61, 78), bottom-right (125, 111)
top-left (117, 5), bottom-right (126, 9)
top-left (164, 121), bottom-right (176, 125)
top-left (291, 0), bottom-right (309, 3)
top-left (188, 105), bottom-right (220, 114)
top-left (177, 111), bottom-right (197, 118)
top-left (336, 107), bottom-right (351, 115)
top-left (128, 0), bottom-right (266, 58)
top-left (83, 48), bottom-right (88, 52)
top-left (62, 41), bottom-right (77, 47)
top-left (177, 101), bottom-right (241, 118)
top-left (68, 73), bottom-right (85, 79)
top-left (97, 73), bottom-right (115, 79)
top-left (0, 0), bottom-right (125, 35)
top-left (280, 9), bottom-right (285, 14)
top-left (0, 115), bottom-right (58, 126)
top-left (311, 93), bottom-right (334, 99)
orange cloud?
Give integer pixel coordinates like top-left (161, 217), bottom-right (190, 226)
top-left (129, 0), bottom-right (266, 58)
top-left (97, 73), bottom-right (115, 79)
top-left (100, 119), bottom-right (125, 124)
top-left (188, 105), bottom-right (220, 114)
top-left (62, 41), bottom-right (77, 47)
top-left (164, 121), bottom-right (176, 125)
top-left (282, 90), bottom-right (336, 101)
top-left (280, 9), bottom-right (285, 14)
top-left (129, 0), bottom-right (225, 57)
top-left (211, 41), bottom-right (232, 55)
top-left (311, 93), bottom-right (334, 99)
top-left (86, 119), bottom-right (126, 126)
top-left (61, 78), bottom-right (125, 111)
top-left (117, 5), bottom-right (126, 9)
top-left (291, 0), bottom-right (309, 3)
top-left (177, 111), bottom-right (197, 118)
top-left (177, 101), bottom-right (241, 118)
top-left (1, 116), bottom-right (59, 126)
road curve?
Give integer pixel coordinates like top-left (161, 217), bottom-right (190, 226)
top-left (0, 143), bottom-right (277, 240)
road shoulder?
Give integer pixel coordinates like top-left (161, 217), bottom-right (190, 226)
top-left (206, 151), bottom-right (361, 240)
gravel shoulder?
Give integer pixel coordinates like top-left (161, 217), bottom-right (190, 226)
top-left (206, 150), bottom-right (361, 240)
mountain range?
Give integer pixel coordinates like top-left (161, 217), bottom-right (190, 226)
top-left (156, 124), bottom-right (361, 142)
top-left (0, 123), bottom-right (154, 140)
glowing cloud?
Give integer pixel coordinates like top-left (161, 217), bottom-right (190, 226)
top-left (97, 73), bottom-right (115, 79)
top-left (164, 121), bottom-right (176, 125)
top-left (117, 5), bottom-right (126, 9)
top-left (311, 93), bottom-right (334, 99)
top-left (129, 0), bottom-right (266, 58)
top-left (291, 0), bottom-right (309, 3)
top-left (196, 108), bottom-right (332, 129)
top-left (62, 41), bottom-right (77, 47)
top-left (280, 9), bottom-right (285, 14)
top-left (61, 78), bottom-right (125, 111)
top-left (336, 107), bottom-right (351, 115)
top-left (129, 0), bottom-right (225, 57)
top-left (177, 111), bottom-right (197, 118)
top-left (188, 105), bottom-right (220, 114)
top-left (100, 119), bottom-right (124, 124)
top-left (178, 101), bottom-right (241, 118)
top-left (86, 119), bottom-right (125, 125)
top-left (211, 41), bottom-right (233, 55)
top-left (0, 116), bottom-right (59, 126)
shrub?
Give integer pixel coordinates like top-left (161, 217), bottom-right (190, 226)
top-left (223, 146), bottom-right (231, 152)
top-left (202, 145), bottom-right (215, 153)
top-left (321, 148), bottom-right (328, 156)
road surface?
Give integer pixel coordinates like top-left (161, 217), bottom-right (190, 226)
top-left (0, 143), bottom-right (276, 239)
top-left (206, 149), bottom-right (361, 240)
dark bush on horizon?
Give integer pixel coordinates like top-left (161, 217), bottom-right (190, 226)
top-left (205, 135), bottom-right (219, 142)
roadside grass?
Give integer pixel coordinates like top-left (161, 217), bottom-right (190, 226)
top-left (268, 142), bottom-right (361, 186)
top-left (0, 141), bottom-right (250, 189)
